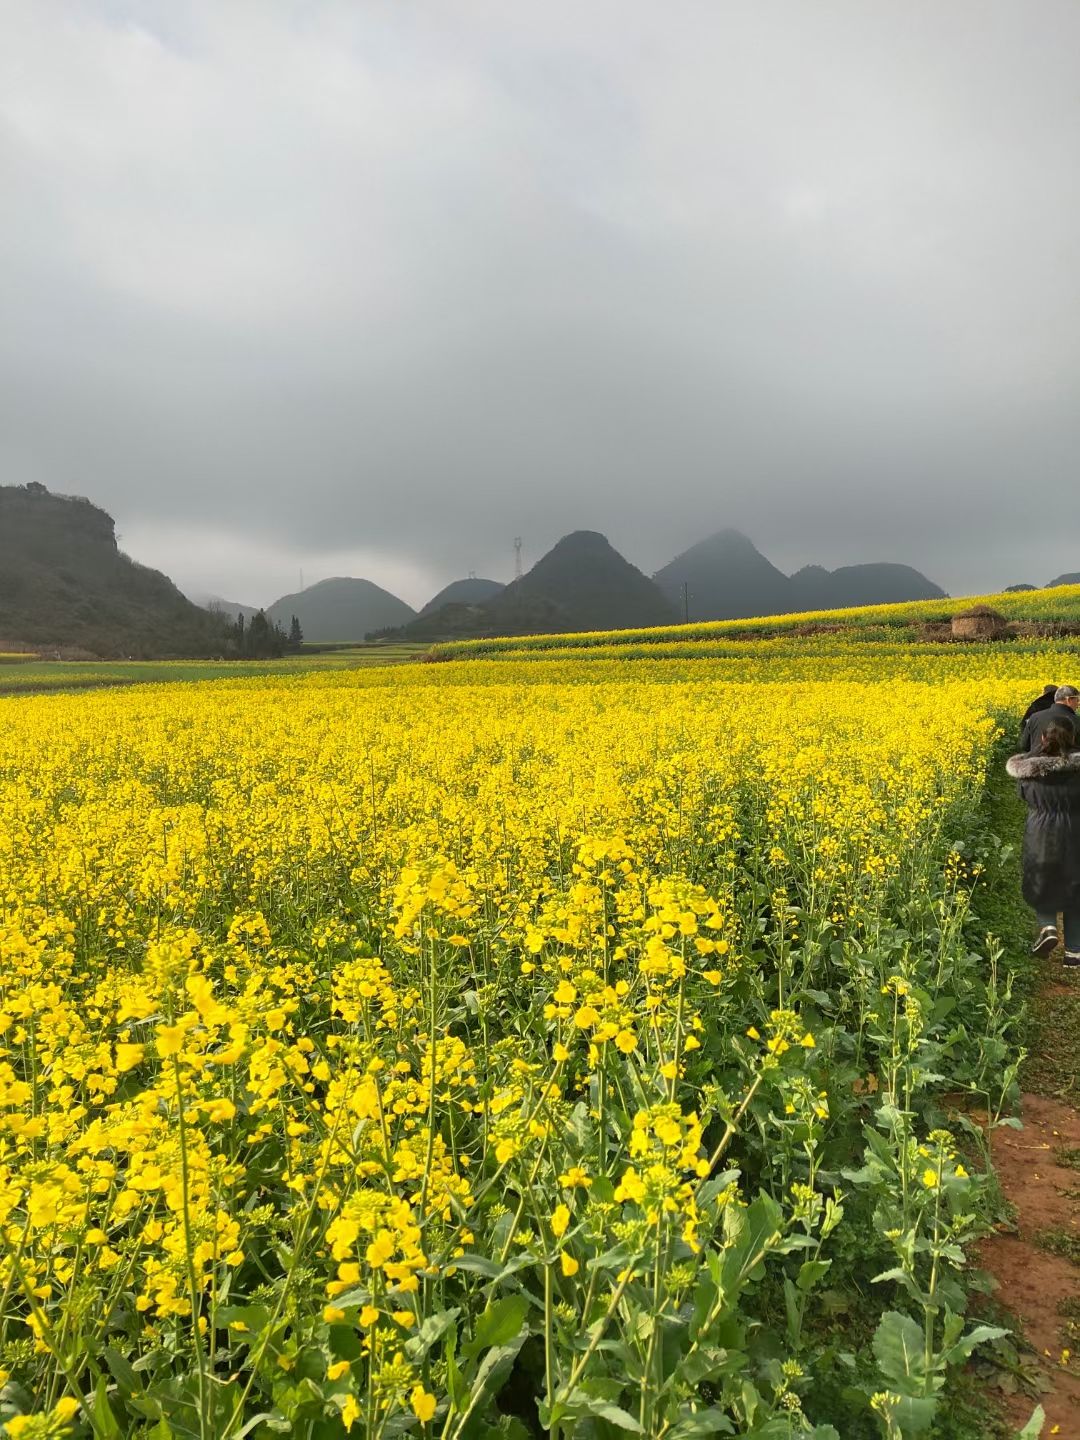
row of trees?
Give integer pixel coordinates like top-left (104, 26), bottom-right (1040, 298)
top-left (223, 611), bottom-right (303, 658)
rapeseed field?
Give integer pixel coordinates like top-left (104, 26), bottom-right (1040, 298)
top-left (0, 652), bottom-right (1057, 1437)
top-left (436, 581), bottom-right (1080, 658)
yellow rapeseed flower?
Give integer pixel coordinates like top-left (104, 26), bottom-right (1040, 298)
top-left (411, 1386), bottom-right (437, 1422)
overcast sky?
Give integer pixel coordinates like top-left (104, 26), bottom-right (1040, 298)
top-left (3, 1), bottom-right (1079, 607)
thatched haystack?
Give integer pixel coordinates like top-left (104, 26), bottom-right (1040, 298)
top-left (951, 605), bottom-right (1007, 640)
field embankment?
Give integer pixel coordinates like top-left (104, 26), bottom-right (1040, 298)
top-left (0, 645), bottom-right (426, 696)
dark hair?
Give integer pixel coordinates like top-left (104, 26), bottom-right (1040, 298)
top-left (1038, 723), bottom-right (1074, 757)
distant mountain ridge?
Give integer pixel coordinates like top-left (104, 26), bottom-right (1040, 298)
top-left (419, 578), bottom-right (504, 616)
top-left (790, 561), bottom-right (946, 610)
top-left (654, 529), bottom-right (792, 621)
top-left (655, 530), bottom-right (945, 621)
top-left (0, 483), bottom-right (228, 657)
top-left (198, 596), bottom-right (262, 622)
top-left (266, 577), bottom-right (415, 642)
top-left (0, 482), bottom-right (960, 653)
top-left (485, 531), bottom-right (674, 634)
top-left (387, 530), bottom-right (675, 641)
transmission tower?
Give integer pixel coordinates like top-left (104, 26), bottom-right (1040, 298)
top-left (513, 537), bottom-right (523, 579)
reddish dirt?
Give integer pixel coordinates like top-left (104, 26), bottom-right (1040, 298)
top-left (979, 1090), bottom-right (1080, 1434)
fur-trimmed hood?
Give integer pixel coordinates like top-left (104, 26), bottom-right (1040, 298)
top-left (1006, 751), bottom-right (1080, 779)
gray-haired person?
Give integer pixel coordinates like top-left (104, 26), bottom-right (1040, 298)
top-left (1021, 684), bottom-right (1080, 753)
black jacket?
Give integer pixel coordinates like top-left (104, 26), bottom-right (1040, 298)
top-left (1020, 687), bottom-right (1057, 733)
top-left (1021, 703), bottom-right (1079, 753)
top-left (1006, 751), bottom-right (1080, 911)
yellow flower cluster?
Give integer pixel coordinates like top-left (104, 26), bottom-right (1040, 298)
top-left (0, 651), bottom-right (1044, 1432)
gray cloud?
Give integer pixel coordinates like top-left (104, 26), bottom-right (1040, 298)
top-left (3, 0), bottom-right (1080, 607)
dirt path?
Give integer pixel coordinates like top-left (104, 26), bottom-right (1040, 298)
top-left (980, 1076), bottom-right (1080, 1434)
top-left (971, 759), bottom-right (1080, 1435)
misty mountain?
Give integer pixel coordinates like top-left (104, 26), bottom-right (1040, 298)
top-left (375, 602), bottom-right (501, 643)
top-left (266, 577), bottom-right (415, 642)
top-left (655, 529), bottom-right (944, 621)
top-left (483, 530), bottom-right (675, 634)
top-left (419, 577), bottom-right (504, 616)
top-left (790, 562), bottom-right (946, 610)
top-left (385, 531), bottom-right (675, 640)
top-left (1047, 574), bottom-right (1080, 588)
top-left (0, 483), bottom-right (230, 657)
top-left (198, 596), bottom-right (261, 622)
top-left (784, 565), bottom-right (832, 610)
top-left (654, 530), bottom-right (795, 620)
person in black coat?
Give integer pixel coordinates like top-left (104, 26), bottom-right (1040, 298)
top-left (1007, 723), bottom-right (1080, 965)
top-left (1020, 685), bottom-right (1080, 753)
top-left (1019, 684), bottom-right (1058, 740)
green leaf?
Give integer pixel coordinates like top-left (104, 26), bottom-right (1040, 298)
top-left (102, 1346), bottom-right (141, 1398)
top-left (943, 1323), bottom-right (1009, 1368)
top-left (940, 1307), bottom-right (965, 1353)
top-left (872, 1310), bottom-right (928, 1391)
top-left (783, 1276), bottom-right (801, 1347)
top-left (445, 1326), bottom-right (468, 1411)
top-left (445, 1254), bottom-right (536, 1284)
top-left (721, 1192), bottom-right (784, 1292)
top-left (676, 1342), bottom-right (743, 1388)
top-left (1015, 1405), bottom-right (1045, 1438)
top-left (476, 1421), bottom-right (533, 1440)
top-left (562, 1388), bottom-right (642, 1431)
top-left (464, 1334), bottom-right (529, 1425)
top-left (327, 1324), bottom-right (363, 1362)
top-left (93, 1376), bottom-right (122, 1439)
top-left (667, 1407), bottom-right (736, 1436)
top-left (697, 1170), bottom-right (742, 1208)
top-left (463, 1293), bottom-right (530, 1360)
top-left (870, 1267), bottom-right (908, 1286)
top-left (797, 1258), bottom-right (831, 1292)
top-left (406, 1307), bottom-right (460, 1364)
top-left (234, 1414), bottom-right (292, 1438)
top-left (313, 1285), bottom-right (367, 1309)
top-left (887, 1395), bottom-right (938, 1437)
top-left (216, 1304), bottom-right (272, 1342)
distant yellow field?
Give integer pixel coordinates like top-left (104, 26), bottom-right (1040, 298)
top-left (436, 581), bottom-right (1080, 658)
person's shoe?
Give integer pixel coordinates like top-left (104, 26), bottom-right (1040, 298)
top-left (1064, 951), bottom-right (1080, 968)
top-left (1032, 925), bottom-right (1059, 957)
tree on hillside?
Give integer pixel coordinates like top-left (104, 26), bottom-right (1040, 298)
top-left (224, 609), bottom-right (288, 658)
top-left (288, 615), bottom-right (303, 650)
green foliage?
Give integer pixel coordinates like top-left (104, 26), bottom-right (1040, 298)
top-left (0, 483), bottom-right (232, 658)
top-left (227, 609), bottom-right (289, 659)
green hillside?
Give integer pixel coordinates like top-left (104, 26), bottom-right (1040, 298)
top-left (418, 577), bottom-right (504, 615)
top-left (266, 577), bottom-right (415, 642)
top-left (0, 484), bottom-right (229, 658)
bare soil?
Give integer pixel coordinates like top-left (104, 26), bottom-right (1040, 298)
top-left (979, 1090), bottom-right (1080, 1432)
